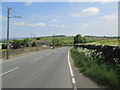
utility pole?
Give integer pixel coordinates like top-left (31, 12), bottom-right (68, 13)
top-left (6, 8), bottom-right (11, 59)
top-left (6, 8), bottom-right (21, 59)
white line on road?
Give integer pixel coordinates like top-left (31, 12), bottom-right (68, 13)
top-left (72, 78), bottom-right (76, 84)
top-left (1, 56), bottom-right (44, 77)
top-left (68, 48), bottom-right (74, 77)
top-left (68, 48), bottom-right (77, 90)
top-left (0, 67), bottom-right (19, 77)
top-left (46, 53), bottom-right (51, 56)
top-left (30, 56), bottom-right (43, 63)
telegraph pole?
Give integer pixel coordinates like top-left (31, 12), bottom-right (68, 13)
top-left (6, 8), bottom-right (21, 59)
top-left (6, 8), bottom-right (11, 59)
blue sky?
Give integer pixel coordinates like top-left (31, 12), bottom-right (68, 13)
top-left (1, 1), bottom-right (118, 39)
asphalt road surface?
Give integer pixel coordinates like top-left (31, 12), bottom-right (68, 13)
top-left (2, 47), bottom-right (73, 88)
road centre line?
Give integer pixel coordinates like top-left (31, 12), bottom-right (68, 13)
top-left (46, 53), bottom-right (51, 56)
top-left (1, 56), bottom-right (44, 77)
top-left (30, 56), bottom-right (43, 63)
top-left (0, 67), bottom-right (19, 77)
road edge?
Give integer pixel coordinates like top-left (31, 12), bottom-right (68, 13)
top-left (68, 47), bottom-right (77, 90)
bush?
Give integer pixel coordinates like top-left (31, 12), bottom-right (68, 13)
top-left (12, 40), bottom-right (22, 49)
top-left (12, 39), bottom-right (30, 49)
top-left (21, 40), bottom-right (29, 47)
top-left (70, 47), bottom-right (120, 89)
top-left (36, 37), bottom-right (41, 40)
top-left (32, 41), bottom-right (38, 47)
top-left (52, 38), bottom-right (63, 47)
top-left (2, 43), bottom-right (7, 49)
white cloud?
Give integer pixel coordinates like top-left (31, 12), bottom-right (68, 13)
top-left (81, 24), bottom-right (89, 27)
top-left (51, 19), bottom-right (58, 23)
top-left (49, 24), bottom-right (66, 27)
top-left (14, 22), bottom-right (26, 26)
top-left (13, 22), bottom-right (45, 27)
top-left (101, 14), bottom-right (118, 20)
top-left (0, 15), bottom-right (6, 21)
top-left (71, 7), bottom-right (99, 17)
top-left (24, 2), bottom-right (33, 5)
top-left (28, 23), bottom-right (45, 27)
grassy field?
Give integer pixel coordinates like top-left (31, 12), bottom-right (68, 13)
top-left (84, 39), bottom-right (120, 46)
top-left (70, 47), bottom-right (119, 89)
top-left (35, 36), bottom-right (74, 46)
top-left (38, 36), bottom-right (118, 46)
top-left (1, 36), bottom-right (118, 46)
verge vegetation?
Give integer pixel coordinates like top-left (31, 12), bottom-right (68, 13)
top-left (70, 47), bottom-right (119, 89)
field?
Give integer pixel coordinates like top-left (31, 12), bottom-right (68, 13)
top-left (1, 36), bottom-right (119, 46)
top-left (84, 39), bottom-right (120, 46)
top-left (37, 36), bottom-right (119, 46)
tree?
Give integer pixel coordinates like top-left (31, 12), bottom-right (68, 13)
top-left (32, 41), bottom-right (38, 47)
top-left (52, 38), bottom-right (57, 48)
top-left (12, 40), bottom-right (22, 49)
top-left (52, 38), bottom-right (63, 48)
top-left (21, 39), bottom-right (29, 47)
top-left (74, 34), bottom-right (86, 45)
top-left (2, 43), bottom-right (7, 49)
top-left (36, 37), bottom-right (41, 40)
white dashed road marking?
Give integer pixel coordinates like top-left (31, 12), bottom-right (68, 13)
top-left (30, 56), bottom-right (43, 63)
top-left (46, 53), bottom-right (51, 56)
top-left (1, 56), bottom-right (44, 77)
top-left (0, 67), bottom-right (19, 77)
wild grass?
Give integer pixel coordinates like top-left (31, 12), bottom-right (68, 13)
top-left (70, 47), bottom-right (120, 89)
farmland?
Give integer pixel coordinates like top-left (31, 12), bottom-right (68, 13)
top-left (84, 39), bottom-right (120, 46)
top-left (39, 36), bottom-right (119, 46)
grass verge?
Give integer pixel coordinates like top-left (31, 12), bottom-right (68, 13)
top-left (70, 47), bottom-right (120, 89)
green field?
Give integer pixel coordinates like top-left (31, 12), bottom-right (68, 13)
top-left (39, 36), bottom-right (118, 46)
top-left (35, 36), bottom-right (74, 46)
top-left (1, 36), bottom-right (119, 46)
top-left (84, 39), bottom-right (120, 46)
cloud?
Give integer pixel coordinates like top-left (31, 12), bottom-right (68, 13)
top-left (13, 22), bottom-right (45, 27)
top-left (0, 15), bottom-right (6, 21)
top-left (14, 22), bottom-right (26, 26)
top-left (101, 14), bottom-right (118, 20)
top-left (28, 23), bottom-right (45, 27)
top-left (24, 2), bottom-right (33, 5)
top-left (71, 7), bottom-right (99, 17)
top-left (49, 24), bottom-right (66, 27)
top-left (81, 24), bottom-right (89, 27)
top-left (51, 19), bottom-right (58, 23)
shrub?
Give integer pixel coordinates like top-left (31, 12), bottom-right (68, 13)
top-left (2, 43), bottom-right (7, 49)
top-left (12, 40), bottom-right (22, 49)
top-left (70, 47), bottom-right (119, 89)
top-left (32, 41), bottom-right (38, 47)
top-left (36, 37), bottom-right (41, 40)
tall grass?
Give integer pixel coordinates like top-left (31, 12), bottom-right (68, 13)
top-left (70, 47), bottom-right (120, 89)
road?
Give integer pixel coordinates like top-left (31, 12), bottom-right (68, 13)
top-left (2, 47), bottom-right (73, 88)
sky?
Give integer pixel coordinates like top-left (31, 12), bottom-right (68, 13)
top-left (1, 1), bottom-right (118, 39)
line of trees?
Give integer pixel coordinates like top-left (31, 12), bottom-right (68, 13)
top-left (2, 38), bottom-right (38, 49)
